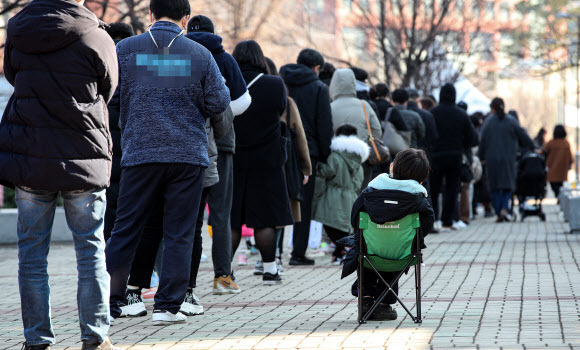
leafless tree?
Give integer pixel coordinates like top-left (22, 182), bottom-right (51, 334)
top-left (349, 0), bottom-right (483, 92)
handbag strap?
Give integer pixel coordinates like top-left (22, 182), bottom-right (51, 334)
top-left (361, 101), bottom-right (381, 161)
top-left (247, 73), bottom-right (264, 89)
top-left (362, 101), bottom-right (373, 140)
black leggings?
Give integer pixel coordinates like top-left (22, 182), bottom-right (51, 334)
top-left (550, 182), bottom-right (563, 199)
top-left (323, 225), bottom-right (348, 258)
top-left (232, 226), bottom-right (277, 263)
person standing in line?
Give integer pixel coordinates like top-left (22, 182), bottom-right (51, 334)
top-left (312, 124), bottom-right (369, 265)
top-left (429, 84), bottom-right (477, 231)
top-left (230, 40), bottom-right (293, 284)
top-left (280, 49), bottom-right (333, 266)
top-left (103, 22), bottom-right (134, 242)
top-left (105, 0), bottom-right (230, 325)
top-left (407, 88), bottom-right (438, 158)
top-left (479, 97), bottom-right (535, 222)
top-left (0, 0), bottom-right (119, 348)
top-left (185, 15), bottom-right (251, 295)
top-left (534, 127), bottom-right (547, 149)
top-left (369, 83), bottom-right (409, 130)
top-left (391, 89), bottom-right (425, 149)
top-left (264, 57), bottom-right (312, 276)
top-left (543, 125), bottom-right (573, 198)
top-left (328, 68), bottom-right (381, 187)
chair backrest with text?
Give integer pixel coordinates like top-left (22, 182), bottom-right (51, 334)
top-left (359, 212), bottom-right (420, 272)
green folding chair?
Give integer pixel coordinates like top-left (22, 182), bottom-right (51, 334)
top-left (357, 212), bottom-right (423, 324)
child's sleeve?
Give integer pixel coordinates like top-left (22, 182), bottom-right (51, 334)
top-left (317, 153), bottom-right (338, 180)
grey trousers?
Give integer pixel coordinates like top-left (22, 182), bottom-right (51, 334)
top-left (208, 151), bottom-right (234, 277)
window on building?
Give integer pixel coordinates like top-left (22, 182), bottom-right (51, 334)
top-left (484, 1), bottom-right (495, 20)
top-left (455, 0), bottom-right (465, 14)
top-left (307, 0), bottom-right (325, 13)
top-left (470, 32), bottom-right (495, 62)
top-left (343, 27), bottom-right (369, 57)
top-left (500, 3), bottom-right (510, 21)
top-left (471, 0), bottom-right (481, 16)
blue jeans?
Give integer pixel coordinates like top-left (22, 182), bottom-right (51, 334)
top-left (15, 187), bottom-right (110, 346)
top-left (491, 189), bottom-right (511, 215)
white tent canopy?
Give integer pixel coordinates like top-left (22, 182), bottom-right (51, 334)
top-left (432, 76), bottom-right (491, 115)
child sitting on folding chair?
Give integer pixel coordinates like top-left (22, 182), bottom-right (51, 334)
top-left (339, 149), bottom-right (434, 321)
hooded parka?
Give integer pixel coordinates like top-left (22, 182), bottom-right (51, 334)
top-left (329, 69), bottom-right (382, 142)
top-left (280, 63), bottom-right (333, 161)
top-left (312, 135), bottom-right (370, 233)
top-left (0, 0), bottom-right (118, 191)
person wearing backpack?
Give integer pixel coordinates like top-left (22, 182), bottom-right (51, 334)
top-left (312, 124), bottom-right (369, 265)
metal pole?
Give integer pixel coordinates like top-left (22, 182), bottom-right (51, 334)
top-left (576, 17), bottom-right (580, 183)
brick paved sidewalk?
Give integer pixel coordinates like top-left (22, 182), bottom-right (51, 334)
top-left (1, 203), bottom-right (579, 350)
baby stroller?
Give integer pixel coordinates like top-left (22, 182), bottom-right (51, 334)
top-left (514, 151), bottom-right (547, 221)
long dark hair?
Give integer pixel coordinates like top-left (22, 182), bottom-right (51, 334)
top-left (232, 40), bottom-right (269, 74)
top-left (491, 97), bottom-right (506, 120)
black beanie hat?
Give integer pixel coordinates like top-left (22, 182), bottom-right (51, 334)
top-left (187, 15), bottom-right (214, 34)
top-left (439, 83), bottom-right (456, 104)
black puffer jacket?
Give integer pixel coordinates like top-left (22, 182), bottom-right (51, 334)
top-left (339, 184), bottom-right (434, 279)
top-left (0, 0), bottom-right (118, 191)
top-left (429, 84), bottom-right (477, 157)
top-left (280, 64), bottom-right (333, 161)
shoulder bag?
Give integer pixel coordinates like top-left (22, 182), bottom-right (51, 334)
top-left (380, 108), bottom-right (411, 155)
top-left (362, 101), bottom-right (390, 165)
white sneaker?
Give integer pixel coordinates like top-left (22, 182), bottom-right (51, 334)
top-left (434, 220), bottom-right (443, 231)
top-left (152, 310), bottom-right (186, 326)
top-left (180, 290), bottom-right (204, 316)
top-left (120, 289), bottom-right (147, 317)
top-left (276, 259), bottom-right (285, 276)
top-left (453, 221), bottom-right (467, 229)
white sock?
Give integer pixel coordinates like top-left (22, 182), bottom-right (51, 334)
top-left (127, 285), bottom-right (139, 291)
top-left (263, 262), bottom-right (277, 275)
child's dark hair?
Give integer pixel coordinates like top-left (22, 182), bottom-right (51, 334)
top-left (392, 149), bottom-right (430, 183)
top-left (335, 124), bottom-right (358, 137)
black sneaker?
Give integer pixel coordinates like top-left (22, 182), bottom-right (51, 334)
top-left (254, 260), bottom-right (264, 275)
top-left (119, 288), bottom-right (147, 317)
top-left (22, 343), bottom-right (51, 350)
top-left (263, 272), bottom-right (283, 285)
top-left (372, 303), bottom-right (398, 321)
top-left (289, 256), bottom-right (315, 266)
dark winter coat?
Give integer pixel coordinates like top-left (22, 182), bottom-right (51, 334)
top-left (280, 64), bottom-right (333, 161)
top-left (231, 65), bottom-right (293, 229)
top-left (374, 99), bottom-right (409, 132)
top-left (185, 32), bottom-right (251, 154)
top-left (429, 86), bottom-right (477, 157)
top-left (479, 114), bottom-right (535, 191)
top-left (0, 0), bottom-right (118, 191)
top-left (393, 105), bottom-right (425, 148)
top-left (339, 175), bottom-right (434, 279)
top-left (114, 21), bottom-right (230, 168)
top-left (407, 101), bottom-right (439, 156)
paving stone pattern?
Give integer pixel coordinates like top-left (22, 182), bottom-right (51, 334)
top-left (1, 204), bottom-right (579, 349)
